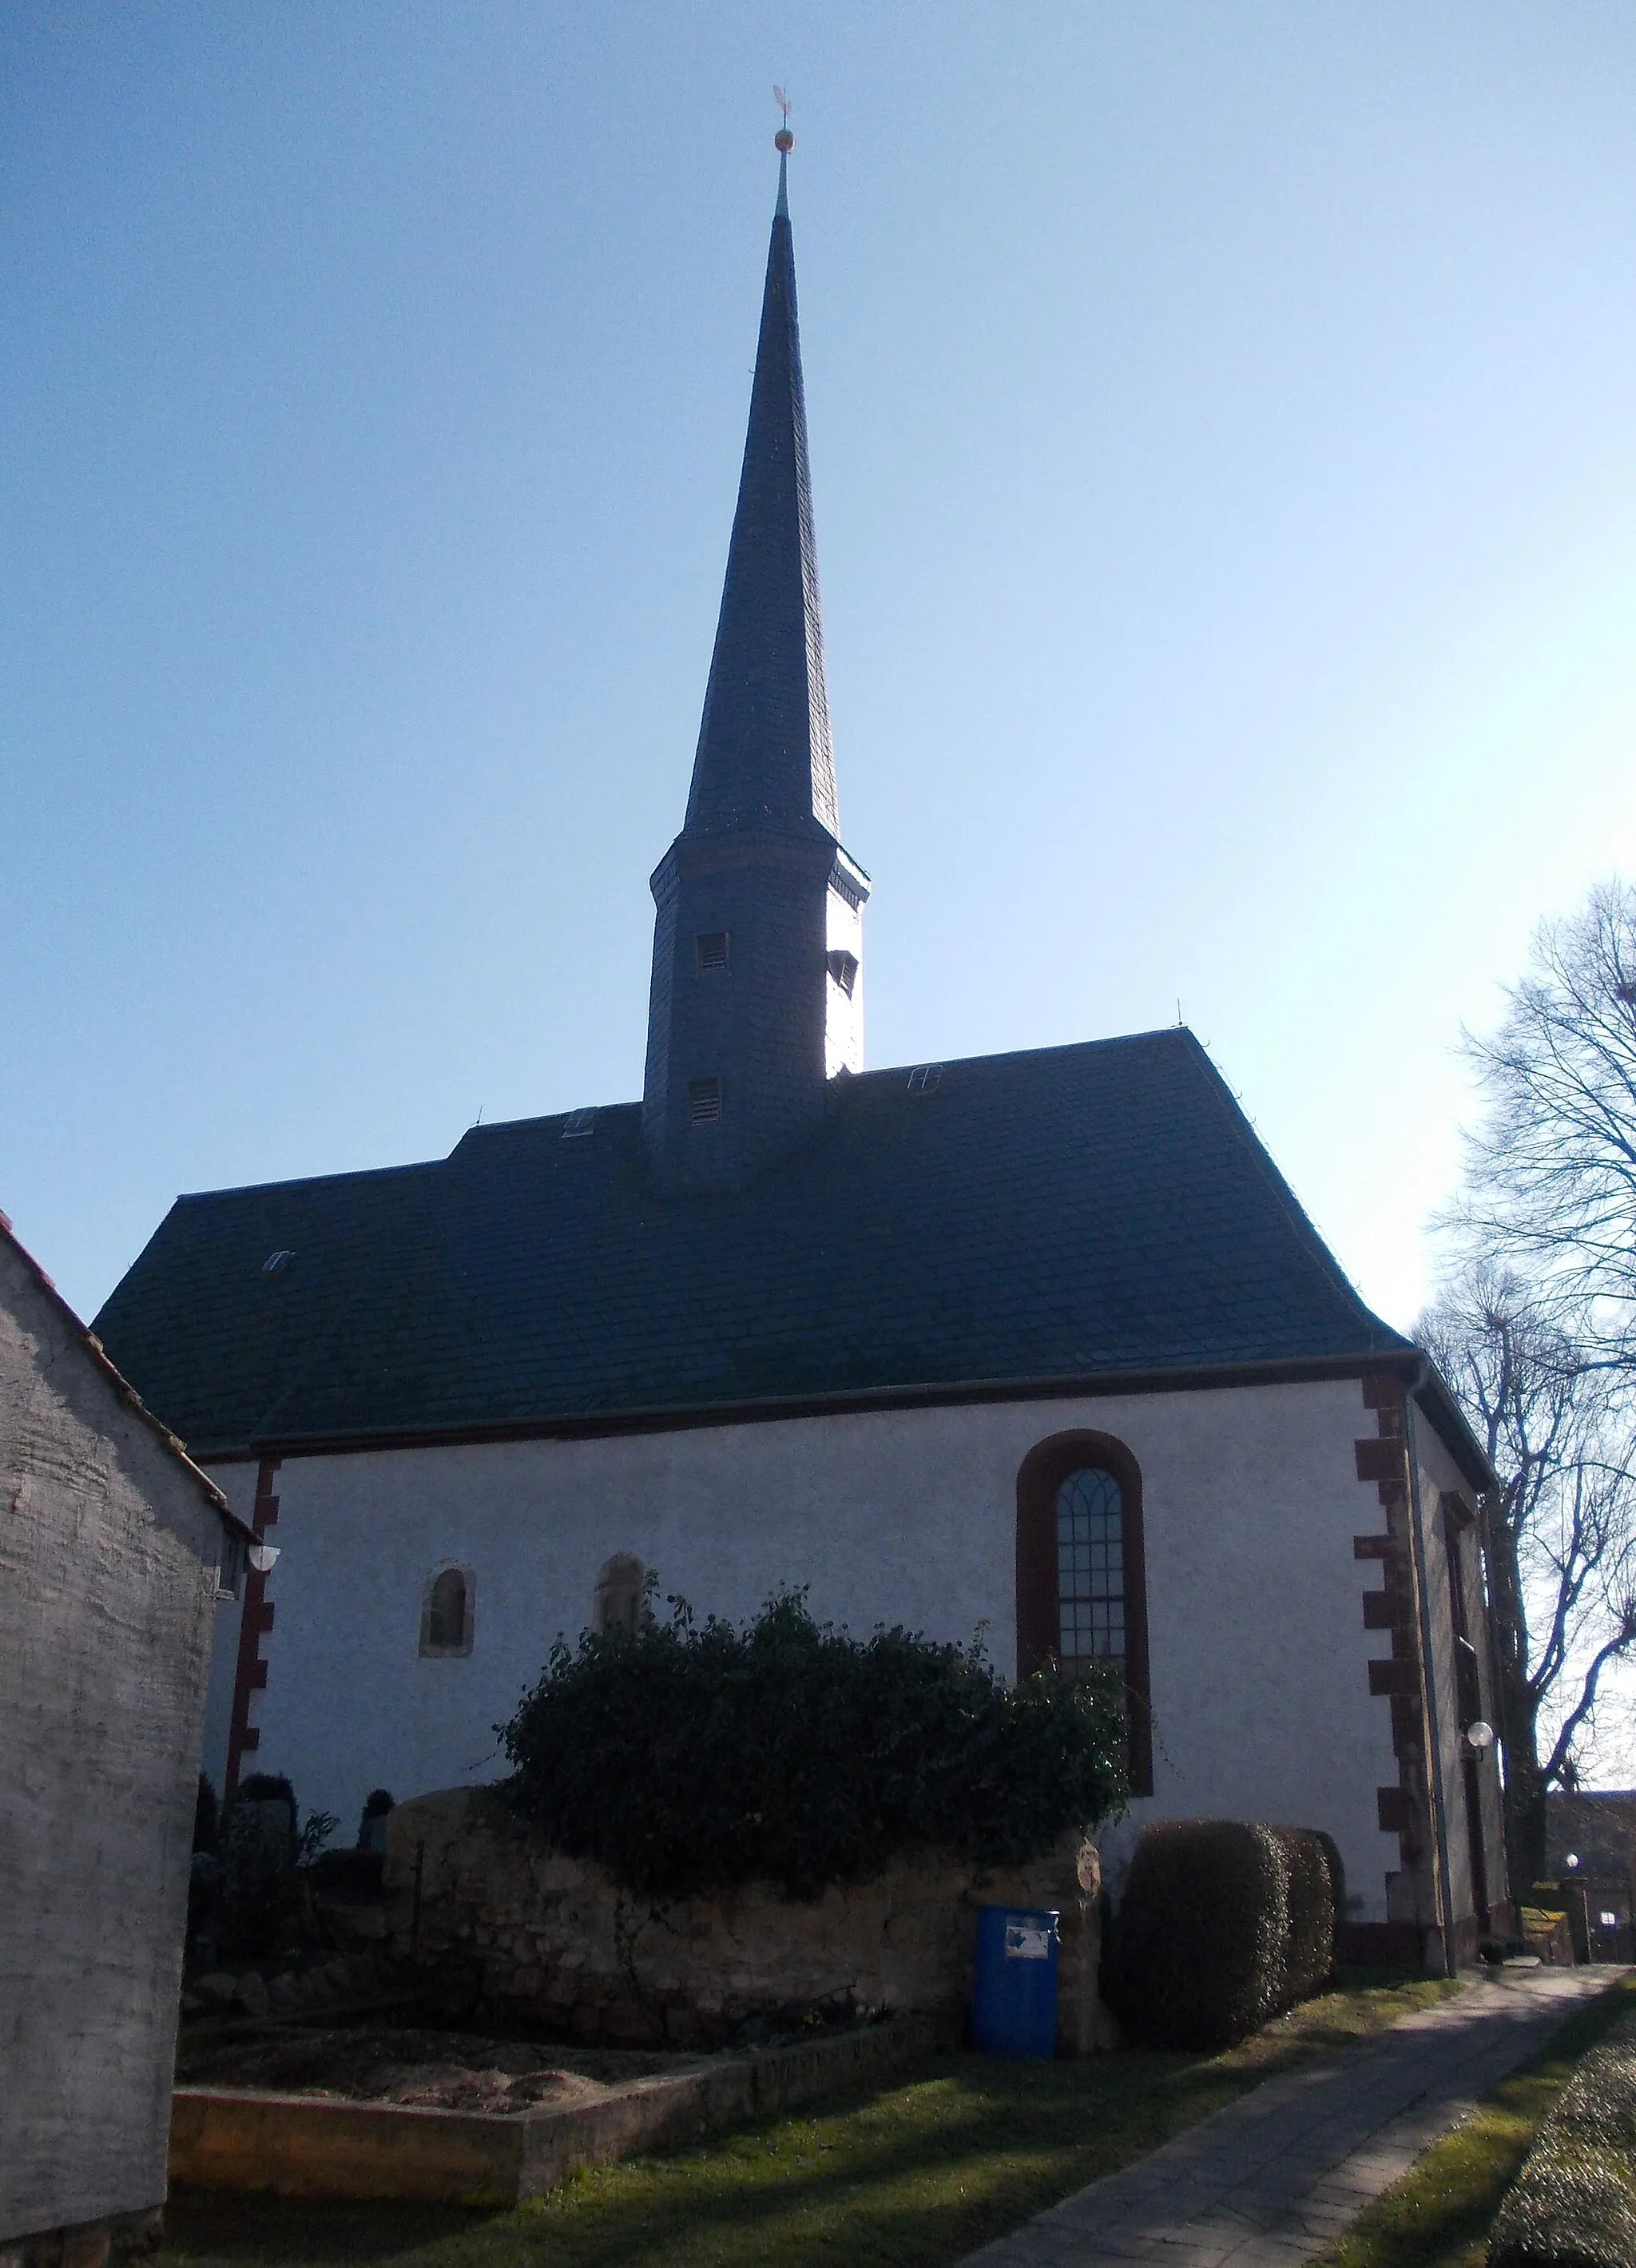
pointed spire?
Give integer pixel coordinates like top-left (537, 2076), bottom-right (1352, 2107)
top-left (683, 154), bottom-right (837, 840)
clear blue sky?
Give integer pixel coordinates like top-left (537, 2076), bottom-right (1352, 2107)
top-left (5, 2), bottom-right (1635, 1333)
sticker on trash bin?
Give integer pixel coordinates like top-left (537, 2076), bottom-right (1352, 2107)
top-left (1003, 1918), bottom-right (1053, 1960)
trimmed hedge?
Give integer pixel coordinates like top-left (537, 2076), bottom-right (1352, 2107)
top-left (1281, 1826), bottom-right (1342, 2004)
top-left (499, 1590), bottom-right (1129, 1899)
top-left (1106, 1819), bottom-right (1340, 2048)
top-left (1487, 2010), bottom-right (1636, 2268)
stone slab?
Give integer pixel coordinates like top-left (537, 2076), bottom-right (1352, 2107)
top-left (169, 2010), bottom-right (948, 2202)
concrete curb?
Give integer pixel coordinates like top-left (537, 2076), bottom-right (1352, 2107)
top-left (169, 2011), bottom-right (951, 2202)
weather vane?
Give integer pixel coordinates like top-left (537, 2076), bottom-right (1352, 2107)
top-left (773, 85), bottom-right (793, 154)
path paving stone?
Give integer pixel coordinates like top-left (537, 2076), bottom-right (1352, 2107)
top-left (959, 1967), bottom-right (1621, 2268)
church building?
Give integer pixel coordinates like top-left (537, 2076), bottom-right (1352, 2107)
top-left (96, 149), bottom-right (1511, 1968)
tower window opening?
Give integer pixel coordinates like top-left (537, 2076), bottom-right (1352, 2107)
top-left (826, 948), bottom-right (859, 997)
top-left (695, 931), bottom-right (730, 971)
top-left (688, 1077), bottom-right (724, 1125)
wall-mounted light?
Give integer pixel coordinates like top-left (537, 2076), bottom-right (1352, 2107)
top-left (248, 1543), bottom-right (280, 1574)
top-left (1463, 1720), bottom-right (1495, 1753)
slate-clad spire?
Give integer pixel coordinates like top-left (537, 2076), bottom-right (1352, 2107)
top-left (642, 146), bottom-right (868, 1194)
top-left (684, 152), bottom-right (838, 840)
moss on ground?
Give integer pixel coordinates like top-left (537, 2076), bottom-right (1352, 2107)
top-left (1310, 1973), bottom-right (1636, 2268)
top-left (157, 1974), bottom-right (1456, 2268)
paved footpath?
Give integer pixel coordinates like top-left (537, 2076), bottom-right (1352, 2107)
top-left (959, 1968), bottom-right (1622, 2268)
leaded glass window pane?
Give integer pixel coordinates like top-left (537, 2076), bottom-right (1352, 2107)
top-left (1056, 1467), bottom-right (1125, 1662)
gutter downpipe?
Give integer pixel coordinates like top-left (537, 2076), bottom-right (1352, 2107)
top-left (1404, 1370), bottom-right (1459, 1978)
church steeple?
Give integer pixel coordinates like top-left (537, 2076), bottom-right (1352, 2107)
top-left (641, 140), bottom-right (869, 1192)
top-left (683, 149), bottom-right (838, 841)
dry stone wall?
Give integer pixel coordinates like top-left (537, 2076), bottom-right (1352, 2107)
top-left (384, 1789), bottom-right (1114, 2053)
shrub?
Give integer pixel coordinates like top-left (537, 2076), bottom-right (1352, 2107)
top-left (499, 1590), bottom-right (1129, 1899)
top-left (1107, 1820), bottom-right (1340, 2049)
top-left (1488, 2012), bottom-right (1636, 2267)
top-left (1275, 1825), bottom-right (1340, 2003)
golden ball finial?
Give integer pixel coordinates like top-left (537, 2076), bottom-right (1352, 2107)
top-left (774, 127), bottom-right (794, 153)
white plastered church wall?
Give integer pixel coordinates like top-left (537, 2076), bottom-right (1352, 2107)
top-left (214, 1374), bottom-right (1408, 1920)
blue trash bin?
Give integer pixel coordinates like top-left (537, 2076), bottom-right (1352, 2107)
top-left (971, 1904), bottom-right (1059, 2057)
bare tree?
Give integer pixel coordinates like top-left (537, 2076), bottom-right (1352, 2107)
top-left (1419, 1265), bottom-right (1636, 1892)
top-left (1449, 879), bottom-right (1636, 1373)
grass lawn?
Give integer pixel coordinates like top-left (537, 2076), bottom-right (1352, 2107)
top-left (1309, 1971), bottom-right (1636, 2268)
top-left (158, 1972), bottom-right (1457, 2268)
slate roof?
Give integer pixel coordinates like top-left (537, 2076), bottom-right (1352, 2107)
top-left (685, 151), bottom-right (837, 841)
top-left (92, 1029), bottom-right (1412, 1461)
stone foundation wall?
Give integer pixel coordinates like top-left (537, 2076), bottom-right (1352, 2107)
top-left (383, 1790), bottom-right (1114, 2053)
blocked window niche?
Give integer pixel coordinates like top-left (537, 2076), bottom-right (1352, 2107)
top-left (594, 1551), bottom-right (651, 1636)
top-left (419, 1564), bottom-right (475, 1658)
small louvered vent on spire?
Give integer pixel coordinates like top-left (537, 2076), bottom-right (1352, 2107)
top-left (688, 1078), bottom-right (724, 1125)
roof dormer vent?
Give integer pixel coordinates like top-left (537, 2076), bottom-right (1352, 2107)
top-left (262, 1249), bottom-right (294, 1276)
top-left (561, 1108), bottom-right (598, 1140)
top-left (906, 1065), bottom-right (943, 1095)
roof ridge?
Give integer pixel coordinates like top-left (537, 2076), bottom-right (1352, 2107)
top-left (173, 1155), bottom-right (451, 1203)
top-left (855, 1027), bottom-right (1196, 1082)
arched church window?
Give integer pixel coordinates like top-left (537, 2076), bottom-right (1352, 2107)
top-left (1016, 1432), bottom-right (1153, 1795)
top-left (419, 1564), bottom-right (475, 1658)
top-left (594, 1552), bottom-right (649, 1635)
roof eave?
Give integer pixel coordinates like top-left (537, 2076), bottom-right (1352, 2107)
top-left (1411, 1355), bottom-right (1501, 1496)
top-left (180, 1345), bottom-right (1425, 1463)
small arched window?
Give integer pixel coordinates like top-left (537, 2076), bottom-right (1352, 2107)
top-left (594, 1552), bottom-right (649, 1636)
top-left (419, 1564), bottom-right (475, 1658)
top-left (1017, 1432), bottom-right (1152, 1795)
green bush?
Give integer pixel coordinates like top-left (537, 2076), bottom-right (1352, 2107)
top-left (1106, 1820), bottom-right (1340, 2049)
top-left (499, 1590), bottom-right (1129, 1899)
top-left (1276, 1825), bottom-right (1340, 2003)
top-left (1488, 2012), bottom-right (1636, 2267)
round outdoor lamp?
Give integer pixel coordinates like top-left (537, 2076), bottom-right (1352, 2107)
top-left (1464, 1720), bottom-right (1495, 1753)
